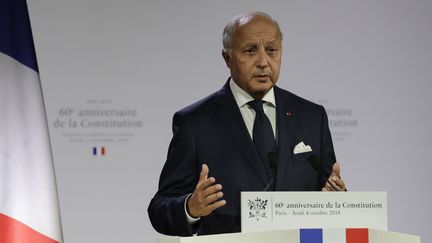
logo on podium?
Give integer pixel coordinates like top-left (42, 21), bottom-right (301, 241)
top-left (248, 197), bottom-right (269, 221)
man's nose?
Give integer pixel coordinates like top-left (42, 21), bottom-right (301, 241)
top-left (256, 49), bottom-right (269, 69)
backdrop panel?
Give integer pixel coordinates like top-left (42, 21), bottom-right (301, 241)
top-left (28, 1), bottom-right (432, 242)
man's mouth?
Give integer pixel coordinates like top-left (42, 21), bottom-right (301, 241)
top-left (254, 74), bottom-right (271, 81)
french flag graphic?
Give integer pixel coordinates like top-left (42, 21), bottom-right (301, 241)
top-left (0, 0), bottom-right (63, 242)
top-left (300, 228), bottom-right (369, 243)
top-left (93, 146), bottom-right (106, 156)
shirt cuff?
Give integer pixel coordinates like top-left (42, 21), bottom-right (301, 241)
top-left (184, 193), bottom-right (200, 224)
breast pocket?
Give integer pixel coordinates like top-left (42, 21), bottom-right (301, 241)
top-left (292, 151), bottom-right (313, 163)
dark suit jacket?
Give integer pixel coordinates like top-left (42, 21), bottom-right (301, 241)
top-left (148, 80), bottom-right (336, 236)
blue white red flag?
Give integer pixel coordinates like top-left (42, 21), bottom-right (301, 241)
top-left (0, 0), bottom-right (63, 242)
top-left (300, 228), bottom-right (369, 243)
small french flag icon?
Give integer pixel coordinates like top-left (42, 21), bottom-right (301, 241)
top-left (300, 228), bottom-right (369, 243)
top-left (93, 146), bottom-right (106, 156)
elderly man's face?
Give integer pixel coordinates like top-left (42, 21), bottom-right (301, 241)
top-left (224, 16), bottom-right (282, 99)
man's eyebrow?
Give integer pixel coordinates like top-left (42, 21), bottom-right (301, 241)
top-left (265, 40), bottom-right (279, 45)
top-left (242, 43), bottom-right (258, 48)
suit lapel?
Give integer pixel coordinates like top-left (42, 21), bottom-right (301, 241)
top-left (274, 87), bottom-right (303, 190)
top-left (213, 82), bottom-right (270, 187)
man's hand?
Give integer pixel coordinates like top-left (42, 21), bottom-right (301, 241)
top-left (187, 164), bottom-right (226, 218)
top-left (322, 162), bottom-right (346, 191)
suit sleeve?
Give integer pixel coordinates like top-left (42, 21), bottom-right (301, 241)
top-left (319, 106), bottom-right (337, 184)
top-left (147, 112), bottom-right (201, 236)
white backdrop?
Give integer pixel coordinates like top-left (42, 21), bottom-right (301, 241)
top-left (28, 1), bottom-right (432, 242)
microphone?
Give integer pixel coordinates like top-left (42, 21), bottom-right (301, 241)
top-left (308, 154), bottom-right (341, 191)
top-left (264, 152), bottom-right (278, 191)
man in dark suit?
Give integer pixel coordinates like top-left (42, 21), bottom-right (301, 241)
top-left (148, 12), bottom-right (346, 236)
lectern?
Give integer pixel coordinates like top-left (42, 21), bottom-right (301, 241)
top-left (157, 192), bottom-right (421, 243)
top-left (157, 228), bottom-right (420, 243)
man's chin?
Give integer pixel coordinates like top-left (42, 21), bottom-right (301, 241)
top-left (249, 86), bottom-right (273, 99)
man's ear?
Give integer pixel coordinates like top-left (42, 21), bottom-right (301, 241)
top-left (222, 50), bottom-right (231, 68)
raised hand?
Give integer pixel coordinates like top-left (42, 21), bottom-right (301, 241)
top-left (187, 164), bottom-right (226, 218)
top-left (322, 162), bottom-right (346, 191)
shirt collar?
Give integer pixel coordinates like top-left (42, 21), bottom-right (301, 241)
top-left (229, 78), bottom-right (276, 108)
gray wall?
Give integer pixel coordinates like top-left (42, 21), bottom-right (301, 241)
top-left (28, 1), bottom-right (432, 242)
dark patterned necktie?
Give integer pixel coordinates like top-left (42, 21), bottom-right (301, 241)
top-left (248, 100), bottom-right (278, 183)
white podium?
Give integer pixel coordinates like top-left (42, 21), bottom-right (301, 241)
top-left (157, 192), bottom-right (421, 242)
top-left (158, 228), bottom-right (421, 243)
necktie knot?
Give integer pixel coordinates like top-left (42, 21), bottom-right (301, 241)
top-left (248, 100), bottom-right (264, 113)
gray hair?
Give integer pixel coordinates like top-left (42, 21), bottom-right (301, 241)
top-left (222, 12), bottom-right (283, 54)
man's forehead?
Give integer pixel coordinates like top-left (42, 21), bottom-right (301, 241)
top-left (234, 23), bottom-right (280, 44)
top-left (235, 17), bottom-right (279, 37)
top-left (240, 28), bottom-right (279, 38)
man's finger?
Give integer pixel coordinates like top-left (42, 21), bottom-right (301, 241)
top-left (203, 191), bottom-right (224, 205)
top-left (327, 177), bottom-right (341, 191)
top-left (323, 181), bottom-right (335, 191)
top-left (194, 182), bottom-right (220, 205)
top-left (331, 176), bottom-right (346, 191)
top-left (196, 177), bottom-right (216, 191)
top-left (326, 179), bottom-right (337, 191)
top-left (199, 164), bottom-right (209, 182)
top-left (202, 183), bottom-right (222, 197)
top-left (331, 162), bottom-right (341, 177)
top-left (207, 199), bottom-right (227, 212)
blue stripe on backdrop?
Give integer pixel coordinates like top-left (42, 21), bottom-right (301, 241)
top-left (300, 229), bottom-right (323, 243)
top-left (0, 0), bottom-right (39, 72)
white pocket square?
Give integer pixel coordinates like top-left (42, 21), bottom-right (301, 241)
top-left (293, 141), bottom-right (312, 154)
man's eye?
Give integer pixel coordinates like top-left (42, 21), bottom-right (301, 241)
top-left (266, 48), bottom-right (279, 56)
top-left (267, 48), bottom-right (278, 53)
top-left (244, 48), bottom-right (256, 54)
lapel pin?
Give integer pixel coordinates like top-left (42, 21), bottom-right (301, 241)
top-left (286, 112), bottom-right (293, 117)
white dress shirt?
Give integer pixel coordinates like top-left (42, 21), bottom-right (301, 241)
top-left (229, 79), bottom-right (277, 138)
